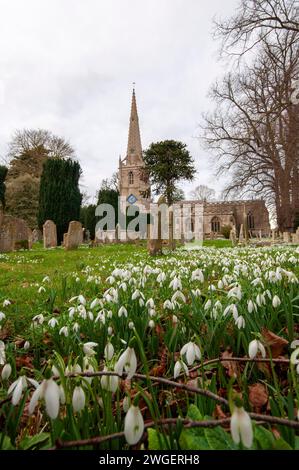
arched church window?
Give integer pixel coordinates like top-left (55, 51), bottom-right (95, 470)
top-left (247, 211), bottom-right (255, 229)
top-left (211, 217), bottom-right (221, 233)
top-left (128, 171), bottom-right (134, 185)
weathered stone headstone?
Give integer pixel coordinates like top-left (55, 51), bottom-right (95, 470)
top-left (239, 224), bottom-right (244, 243)
top-left (43, 220), bottom-right (57, 249)
top-left (295, 228), bottom-right (299, 244)
top-left (291, 233), bottom-right (297, 244)
top-left (0, 213), bottom-right (31, 252)
top-left (283, 232), bottom-right (291, 243)
top-left (147, 204), bottom-right (163, 256)
top-left (65, 221), bottom-right (83, 250)
top-left (230, 226), bottom-right (237, 246)
top-left (32, 229), bottom-right (42, 243)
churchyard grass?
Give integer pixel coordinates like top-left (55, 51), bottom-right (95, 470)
top-left (0, 243), bottom-right (299, 450)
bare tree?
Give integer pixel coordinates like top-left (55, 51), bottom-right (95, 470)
top-left (215, 0), bottom-right (299, 56)
top-left (190, 184), bottom-right (216, 201)
top-left (203, 31), bottom-right (299, 231)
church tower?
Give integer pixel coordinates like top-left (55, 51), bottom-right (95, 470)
top-left (118, 87), bottom-right (150, 206)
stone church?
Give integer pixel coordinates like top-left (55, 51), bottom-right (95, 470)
top-left (118, 89), bottom-right (270, 239)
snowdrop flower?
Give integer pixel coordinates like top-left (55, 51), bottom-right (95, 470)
top-left (124, 405), bottom-right (144, 445)
top-left (148, 308), bottom-right (156, 318)
top-left (0, 312), bottom-right (6, 321)
top-left (59, 326), bottom-right (68, 337)
top-left (272, 295), bottom-right (281, 308)
top-left (104, 342), bottom-right (114, 361)
top-left (72, 386), bottom-right (86, 413)
top-left (3, 299), bottom-right (11, 307)
top-left (171, 291), bottom-right (186, 303)
top-left (1, 363), bottom-right (12, 380)
top-left (83, 362), bottom-right (95, 385)
top-left (169, 277), bottom-right (182, 291)
top-left (157, 272), bottom-right (166, 283)
top-left (191, 289), bottom-right (201, 298)
top-left (48, 318), bottom-right (58, 328)
top-left (107, 326), bottom-right (113, 336)
top-left (228, 286), bottom-right (242, 301)
top-left (132, 289), bottom-right (142, 300)
top-left (248, 339), bottom-right (266, 359)
top-left (218, 280), bottom-right (224, 289)
top-left (100, 366), bottom-right (119, 392)
top-left (163, 300), bottom-right (173, 310)
top-left (256, 293), bottom-right (265, 307)
top-left (290, 340), bottom-right (299, 350)
top-left (191, 269), bottom-right (204, 283)
top-left (29, 379), bottom-right (60, 419)
top-left (68, 307), bottom-right (76, 319)
top-left (115, 347), bottom-right (137, 379)
top-left (247, 300), bottom-right (255, 314)
top-left (32, 314), bottom-right (44, 325)
top-left (83, 342), bottom-right (98, 357)
top-left (172, 315), bottom-right (178, 325)
top-left (146, 298), bottom-right (155, 309)
top-left (90, 298), bottom-right (100, 309)
top-left (38, 286), bottom-right (46, 294)
top-left (174, 360), bottom-right (189, 379)
top-left (59, 385), bottom-right (66, 405)
top-left (24, 341), bottom-right (30, 350)
top-left (208, 284), bottom-right (216, 292)
top-left (128, 322), bottom-right (135, 330)
top-left (148, 320), bottom-right (155, 329)
top-left (8, 375), bottom-right (39, 406)
top-left (0, 341), bottom-right (6, 365)
top-left (230, 407), bottom-right (253, 448)
top-left (73, 322), bottom-right (80, 333)
top-left (42, 276), bottom-right (50, 283)
top-left (78, 295), bottom-right (86, 306)
top-left (231, 304), bottom-right (238, 321)
top-left (118, 306), bottom-right (128, 318)
top-left (180, 342), bottom-right (201, 366)
top-left (204, 299), bottom-right (212, 311)
top-left (235, 316), bottom-right (245, 330)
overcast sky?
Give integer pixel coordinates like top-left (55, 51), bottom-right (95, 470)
top-left (0, 0), bottom-right (239, 202)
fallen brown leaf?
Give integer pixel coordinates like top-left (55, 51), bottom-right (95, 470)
top-left (262, 328), bottom-right (288, 358)
top-left (221, 350), bottom-right (240, 378)
top-left (249, 383), bottom-right (268, 411)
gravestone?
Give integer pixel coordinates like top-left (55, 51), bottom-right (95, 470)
top-left (230, 226), bottom-right (237, 246)
top-left (65, 221), bottom-right (83, 250)
top-left (283, 232), bottom-right (291, 244)
top-left (296, 228), bottom-right (299, 244)
top-left (32, 229), bottom-right (42, 243)
top-left (43, 220), bottom-right (57, 249)
top-left (239, 224), bottom-right (244, 243)
top-left (0, 213), bottom-right (31, 252)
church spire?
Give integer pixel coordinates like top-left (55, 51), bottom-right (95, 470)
top-left (126, 85), bottom-right (142, 163)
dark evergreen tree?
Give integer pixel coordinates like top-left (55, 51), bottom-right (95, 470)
top-left (0, 166), bottom-right (8, 209)
top-left (38, 158), bottom-right (82, 243)
top-left (80, 204), bottom-right (97, 240)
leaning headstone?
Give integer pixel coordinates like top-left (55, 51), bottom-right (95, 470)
top-left (239, 224), bottom-right (244, 244)
top-left (43, 220), bottom-right (57, 249)
top-left (65, 221), bottom-right (83, 250)
top-left (230, 226), bottom-right (237, 246)
top-left (283, 232), bottom-right (291, 244)
top-left (296, 228), bottom-right (299, 244)
top-left (32, 229), bottom-right (42, 243)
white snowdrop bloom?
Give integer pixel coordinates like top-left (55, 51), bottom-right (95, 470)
top-left (83, 342), bottom-right (98, 357)
top-left (231, 304), bottom-right (239, 321)
top-left (118, 306), bottom-right (128, 318)
top-left (148, 320), bottom-right (155, 329)
top-left (139, 298), bottom-right (144, 307)
top-left (148, 308), bottom-right (156, 318)
top-left (69, 296), bottom-right (78, 303)
top-left (230, 407), bottom-right (253, 448)
top-left (128, 322), bottom-right (135, 330)
top-left (272, 295), bottom-right (281, 308)
top-left (169, 277), bottom-right (182, 291)
top-left (290, 348), bottom-right (299, 366)
top-left (83, 363), bottom-right (95, 385)
top-left (68, 307), bottom-right (76, 319)
top-left (191, 289), bottom-right (201, 298)
top-left (119, 282), bottom-right (127, 291)
top-left (75, 277), bottom-right (80, 283)
top-left (290, 340), bottom-right (299, 350)
top-left (235, 316), bottom-right (245, 330)
top-left (214, 300), bottom-right (222, 311)
top-left (59, 385), bottom-right (66, 405)
top-left (29, 379), bottom-right (60, 419)
top-left (90, 298), bottom-right (100, 309)
top-left (51, 365), bottom-right (60, 377)
top-left (42, 276), bottom-right (50, 283)
top-left (78, 305), bottom-right (87, 319)
top-left (132, 289), bottom-right (141, 300)
top-left (256, 293), bottom-right (265, 307)
top-left (3, 299), bottom-right (11, 307)
top-left (163, 299), bottom-right (173, 310)
top-left (217, 280), bottom-right (224, 289)
top-left (8, 375), bottom-right (39, 406)
top-left (0, 312), bottom-right (5, 321)
top-left (95, 312), bottom-right (106, 324)
top-left (191, 269), bottom-right (204, 283)
top-left (180, 342), bottom-right (201, 366)
top-left (32, 314), bottom-right (44, 325)
top-left (251, 278), bottom-right (264, 288)
top-left (248, 339), bottom-right (266, 359)
top-left (73, 322), bottom-right (80, 333)
top-left (48, 318), bottom-right (58, 328)
top-left (72, 386), bottom-right (86, 413)
top-left (174, 360), bottom-right (189, 379)
top-left (1, 363), bottom-right (12, 380)
top-left (107, 326), bottom-right (113, 336)
top-left (208, 284), bottom-right (216, 292)
top-left (78, 295), bottom-right (86, 306)
top-left (104, 342), bottom-right (114, 361)
top-left (171, 291), bottom-right (186, 303)
top-left (157, 272), bottom-right (166, 283)
top-left (223, 305), bottom-right (231, 317)
top-left (59, 326), bottom-right (68, 337)
top-left (88, 311), bottom-right (94, 321)
top-left (124, 406), bottom-right (144, 446)
top-left (24, 341), bottom-right (30, 350)
top-left (107, 310), bottom-right (113, 319)
top-left (146, 298), bottom-right (155, 309)
top-left (172, 315), bottom-right (178, 324)
top-left (38, 286), bottom-right (46, 294)
top-left (204, 299), bottom-right (212, 311)
top-left (100, 366), bottom-right (119, 392)
top-left (247, 300), bottom-right (255, 314)
top-left (106, 276), bottom-right (115, 285)
top-left (227, 286), bottom-right (242, 301)
top-left (114, 347), bottom-right (137, 380)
